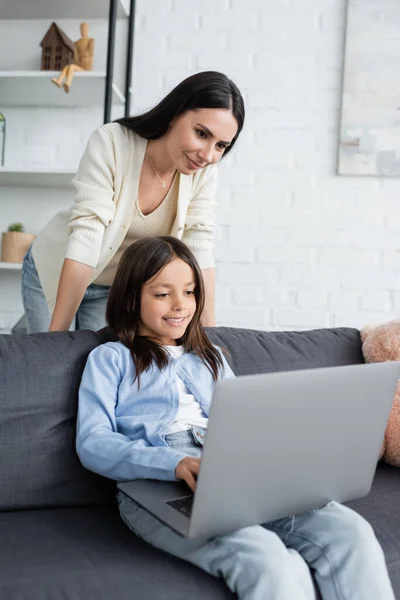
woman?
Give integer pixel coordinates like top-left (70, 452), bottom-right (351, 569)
top-left (21, 71), bottom-right (245, 333)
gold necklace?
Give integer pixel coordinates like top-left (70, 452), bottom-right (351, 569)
top-left (148, 156), bottom-right (176, 188)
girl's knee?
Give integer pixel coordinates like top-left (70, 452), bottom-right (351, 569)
top-left (229, 528), bottom-right (290, 577)
top-left (227, 546), bottom-right (287, 593)
top-left (329, 503), bottom-right (377, 545)
top-left (224, 536), bottom-right (306, 599)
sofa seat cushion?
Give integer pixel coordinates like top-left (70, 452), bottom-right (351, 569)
top-left (0, 506), bottom-right (233, 600)
top-left (1, 465), bottom-right (398, 600)
top-left (346, 463), bottom-right (400, 593)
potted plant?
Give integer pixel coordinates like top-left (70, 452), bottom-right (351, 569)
top-left (1, 223), bottom-right (35, 264)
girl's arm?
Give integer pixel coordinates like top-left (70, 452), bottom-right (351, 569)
top-left (76, 345), bottom-right (188, 482)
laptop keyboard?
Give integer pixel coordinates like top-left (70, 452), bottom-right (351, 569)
top-left (166, 495), bottom-right (194, 518)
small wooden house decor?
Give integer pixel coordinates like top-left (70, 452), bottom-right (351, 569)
top-left (40, 23), bottom-right (76, 71)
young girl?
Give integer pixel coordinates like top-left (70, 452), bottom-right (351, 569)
top-left (76, 236), bottom-right (394, 600)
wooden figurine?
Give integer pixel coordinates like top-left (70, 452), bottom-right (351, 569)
top-left (40, 22), bottom-right (76, 71)
top-left (51, 23), bottom-right (95, 94)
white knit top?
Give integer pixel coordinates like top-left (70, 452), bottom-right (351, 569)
top-left (32, 123), bottom-right (218, 309)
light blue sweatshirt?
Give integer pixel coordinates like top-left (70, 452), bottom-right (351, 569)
top-left (76, 341), bottom-right (235, 482)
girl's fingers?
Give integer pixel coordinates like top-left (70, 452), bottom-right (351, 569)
top-left (185, 470), bottom-right (196, 492)
top-left (175, 457), bottom-right (201, 491)
top-left (190, 460), bottom-right (201, 475)
top-left (185, 460), bottom-right (201, 491)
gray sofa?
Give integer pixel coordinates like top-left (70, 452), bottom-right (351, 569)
top-left (1, 325), bottom-right (400, 599)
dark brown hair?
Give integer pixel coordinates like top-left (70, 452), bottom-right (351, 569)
top-left (106, 236), bottom-right (224, 385)
top-left (115, 71), bottom-right (245, 159)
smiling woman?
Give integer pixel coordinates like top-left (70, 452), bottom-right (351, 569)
top-left (20, 71), bottom-right (245, 334)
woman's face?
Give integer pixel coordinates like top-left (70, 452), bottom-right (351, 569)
top-left (165, 108), bottom-right (238, 174)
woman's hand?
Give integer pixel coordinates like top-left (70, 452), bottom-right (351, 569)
top-left (175, 456), bottom-right (201, 492)
top-left (201, 268), bottom-right (216, 327)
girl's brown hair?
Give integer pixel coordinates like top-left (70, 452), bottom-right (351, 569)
top-left (106, 236), bottom-right (224, 385)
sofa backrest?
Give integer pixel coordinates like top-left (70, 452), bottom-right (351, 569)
top-left (0, 326), bottom-right (362, 512)
top-left (207, 326), bottom-right (363, 375)
top-left (0, 330), bottom-right (114, 512)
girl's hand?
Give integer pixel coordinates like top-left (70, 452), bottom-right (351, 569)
top-left (175, 457), bottom-right (201, 492)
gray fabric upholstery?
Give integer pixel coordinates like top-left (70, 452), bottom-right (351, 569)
top-left (0, 507), bottom-right (233, 600)
top-left (0, 466), bottom-right (398, 600)
top-left (0, 331), bottom-right (114, 511)
top-left (346, 463), bottom-right (400, 593)
top-left (206, 326), bottom-right (363, 375)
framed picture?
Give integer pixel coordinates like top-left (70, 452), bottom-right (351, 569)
top-left (338, 0), bottom-right (400, 176)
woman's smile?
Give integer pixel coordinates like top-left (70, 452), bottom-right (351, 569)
top-left (185, 154), bottom-right (202, 170)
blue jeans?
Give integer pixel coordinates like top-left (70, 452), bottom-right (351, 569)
top-left (118, 429), bottom-right (394, 600)
top-left (21, 246), bottom-right (110, 333)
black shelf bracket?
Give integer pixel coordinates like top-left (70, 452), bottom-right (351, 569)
top-left (124, 0), bottom-right (136, 117)
top-left (104, 0), bottom-right (135, 124)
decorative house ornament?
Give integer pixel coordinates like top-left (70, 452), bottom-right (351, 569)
top-left (51, 23), bottom-right (95, 93)
top-left (0, 110), bottom-right (5, 167)
top-left (40, 22), bottom-right (76, 71)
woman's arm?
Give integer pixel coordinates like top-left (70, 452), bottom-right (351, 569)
top-left (49, 126), bottom-right (117, 330)
top-left (183, 165), bottom-right (218, 326)
top-left (49, 259), bottom-right (94, 331)
top-left (201, 267), bottom-right (216, 327)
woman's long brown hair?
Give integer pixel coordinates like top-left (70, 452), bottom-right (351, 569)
top-left (106, 236), bottom-right (224, 386)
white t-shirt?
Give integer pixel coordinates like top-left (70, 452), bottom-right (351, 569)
top-left (165, 345), bottom-right (209, 435)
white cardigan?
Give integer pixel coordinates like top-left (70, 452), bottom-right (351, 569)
top-left (32, 123), bottom-right (218, 310)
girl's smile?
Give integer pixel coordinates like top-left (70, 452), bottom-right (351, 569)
top-left (163, 316), bottom-right (187, 326)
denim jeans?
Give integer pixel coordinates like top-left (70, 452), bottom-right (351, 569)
top-left (118, 429), bottom-right (394, 600)
top-left (21, 246), bottom-right (110, 333)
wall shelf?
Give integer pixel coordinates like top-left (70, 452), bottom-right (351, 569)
top-left (0, 71), bottom-right (125, 107)
top-left (0, 168), bottom-right (76, 187)
top-left (0, 262), bottom-right (22, 271)
top-left (0, 0), bottom-right (130, 19)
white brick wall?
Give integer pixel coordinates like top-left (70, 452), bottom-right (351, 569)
top-left (1, 0), bottom-right (400, 333)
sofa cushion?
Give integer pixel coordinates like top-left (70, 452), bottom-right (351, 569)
top-left (0, 464), bottom-right (398, 600)
top-left (0, 506), bottom-right (233, 600)
top-left (0, 331), bottom-right (115, 511)
top-left (205, 326), bottom-right (363, 375)
top-left (346, 462), bottom-right (400, 593)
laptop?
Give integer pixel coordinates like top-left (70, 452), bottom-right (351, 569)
top-left (118, 361), bottom-right (400, 540)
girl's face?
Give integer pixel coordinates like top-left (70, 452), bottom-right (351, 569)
top-left (138, 258), bottom-right (197, 346)
top-left (165, 108), bottom-right (238, 174)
